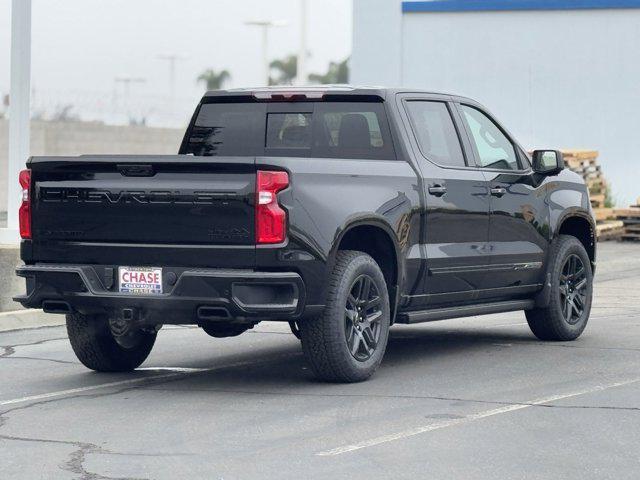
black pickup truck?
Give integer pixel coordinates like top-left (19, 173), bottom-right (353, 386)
top-left (14, 86), bottom-right (596, 382)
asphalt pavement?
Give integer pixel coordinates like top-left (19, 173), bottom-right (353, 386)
top-left (1, 241), bottom-right (639, 480)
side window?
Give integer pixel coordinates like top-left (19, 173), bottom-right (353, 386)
top-left (518, 146), bottom-right (532, 169)
top-left (460, 105), bottom-right (519, 170)
top-left (405, 101), bottom-right (466, 167)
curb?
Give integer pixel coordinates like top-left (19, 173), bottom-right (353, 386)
top-left (0, 309), bottom-right (65, 333)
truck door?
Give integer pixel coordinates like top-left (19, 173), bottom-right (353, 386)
top-left (398, 95), bottom-right (491, 306)
top-left (455, 103), bottom-right (547, 297)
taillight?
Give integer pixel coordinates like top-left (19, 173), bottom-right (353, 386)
top-left (19, 169), bottom-right (32, 239)
top-left (256, 170), bottom-right (289, 244)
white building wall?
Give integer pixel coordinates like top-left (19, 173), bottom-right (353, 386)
top-left (352, 1), bottom-right (640, 205)
top-left (352, 0), bottom-right (403, 86)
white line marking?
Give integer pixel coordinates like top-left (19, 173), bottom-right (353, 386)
top-left (0, 374), bottom-right (184, 407)
top-left (316, 377), bottom-right (640, 456)
top-left (0, 356), bottom-right (295, 408)
top-left (137, 367), bottom-right (209, 373)
top-left (479, 322), bottom-right (527, 328)
top-left (0, 309), bottom-right (45, 318)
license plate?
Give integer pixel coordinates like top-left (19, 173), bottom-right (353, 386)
top-left (118, 267), bottom-right (163, 295)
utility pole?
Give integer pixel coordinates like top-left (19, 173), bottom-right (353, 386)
top-left (157, 54), bottom-right (186, 102)
top-left (4, 0), bottom-right (32, 242)
top-left (114, 76), bottom-right (146, 99)
top-left (114, 76), bottom-right (146, 123)
top-left (244, 20), bottom-right (288, 86)
top-left (297, 0), bottom-right (308, 86)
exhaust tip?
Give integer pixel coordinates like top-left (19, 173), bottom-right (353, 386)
top-left (197, 306), bottom-right (231, 321)
top-left (42, 300), bottom-right (72, 314)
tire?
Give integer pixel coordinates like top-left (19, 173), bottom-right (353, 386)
top-left (299, 250), bottom-right (391, 383)
top-left (526, 235), bottom-right (593, 341)
top-left (201, 323), bottom-right (251, 338)
top-left (288, 321), bottom-right (301, 340)
top-left (66, 313), bottom-right (156, 372)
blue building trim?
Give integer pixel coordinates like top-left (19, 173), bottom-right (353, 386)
top-left (402, 0), bottom-right (640, 13)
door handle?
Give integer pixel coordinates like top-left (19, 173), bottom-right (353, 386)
top-left (490, 187), bottom-right (507, 197)
top-left (428, 185), bottom-right (447, 197)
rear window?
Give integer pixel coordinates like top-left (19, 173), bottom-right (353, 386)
top-left (266, 113), bottom-right (313, 150)
top-left (182, 101), bottom-right (395, 160)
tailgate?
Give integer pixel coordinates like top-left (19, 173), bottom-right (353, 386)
top-left (29, 155), bottom-right (256, 266)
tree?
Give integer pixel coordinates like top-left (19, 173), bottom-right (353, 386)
top-left (269, 55), bottom-right (297, 86)
top-left (51, 104), bottom-right (79, 122)
top-left (308, 58), bottom-right (349, 85)
top-left (197, 69), bottom-right (231, 90)
top-left (0, 93), bottom-right (8, 119)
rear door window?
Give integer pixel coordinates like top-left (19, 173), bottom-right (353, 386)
top-left (405, 101), bottom-right (466, 167)
top-left (183, 101), bottom-right (396, 160)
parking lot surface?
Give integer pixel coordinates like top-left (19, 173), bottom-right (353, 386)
top-left (1, 242), bottom-right (639, 480)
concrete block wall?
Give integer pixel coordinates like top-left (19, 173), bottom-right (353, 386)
top-left (0, 245), bottom-right (22, 311)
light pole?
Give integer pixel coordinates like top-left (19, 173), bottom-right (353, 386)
top-left (244, 20), bottom-right (288, 86)
top-left (114, 76), bottom-right (146, 123)
top-left (3, 0), bottom-right (32, 242)
top-left (114, 76), bottom-right (146, 100)
top-left (297, 0), bottom-right (308, 86)
top-left (157, 54), bottom-right (186, 102)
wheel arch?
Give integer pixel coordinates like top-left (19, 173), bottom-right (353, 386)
top-left (329, 218), bottom-right (402, 322)
top-left (535, 212), bottom-right (596, 310)
top-left (555, 211), bottom-right (596, 272)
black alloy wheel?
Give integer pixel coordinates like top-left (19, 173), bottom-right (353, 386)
top-left (525, 235), bottom-right (593, 341)
top-left (299, 250), bottom-right (391, 382)
top-left (559, 254), bottom-right (588, 325)
top-left (344, 274), bottom-right (383, 362)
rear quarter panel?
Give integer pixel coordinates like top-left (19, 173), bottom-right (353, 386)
top-left (254, 157), bottom-right (422, 307)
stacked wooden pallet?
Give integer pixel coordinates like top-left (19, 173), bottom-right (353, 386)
top-left (561, 150), bottom-right (608, 209)
top-left (561, 150), bottom-right (622, 240)
top-left (614, 199), bottom-right (640, 241)
top-left (593, 207), bottom-right (624, 240)
top-left (596, 220), bottom-right (625, 241)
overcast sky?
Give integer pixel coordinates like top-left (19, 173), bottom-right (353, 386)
top-left (0, 0), bottom-right (352, 125)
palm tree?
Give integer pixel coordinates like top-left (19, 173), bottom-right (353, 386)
top-left (269, 55), bottom-right (297, 86)
top-left (197, 69), bottom-right (231, 90)
top-left (308, 58), bottom-right (349, 85)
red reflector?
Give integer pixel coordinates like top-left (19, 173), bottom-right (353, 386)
top-left (19, 169), bottom-right (32, 239)
top-left (256, 170), bottom-right (289, 244)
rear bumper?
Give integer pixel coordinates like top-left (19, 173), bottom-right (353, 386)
top-left (14, 264), bottom-right (318, 324)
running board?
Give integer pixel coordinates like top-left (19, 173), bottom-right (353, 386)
top-left (395, 300), bottom-right (535, 324)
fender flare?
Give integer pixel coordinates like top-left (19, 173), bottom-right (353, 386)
top-left (536, 209), bottom-right (596, 308)
top-left (327, 215), bottom-right (403, 321)
top-left (554, 208), bottom-right (596, 241)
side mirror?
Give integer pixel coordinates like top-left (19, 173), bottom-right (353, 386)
top-left (532, 150), bottom-right (564, 174)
